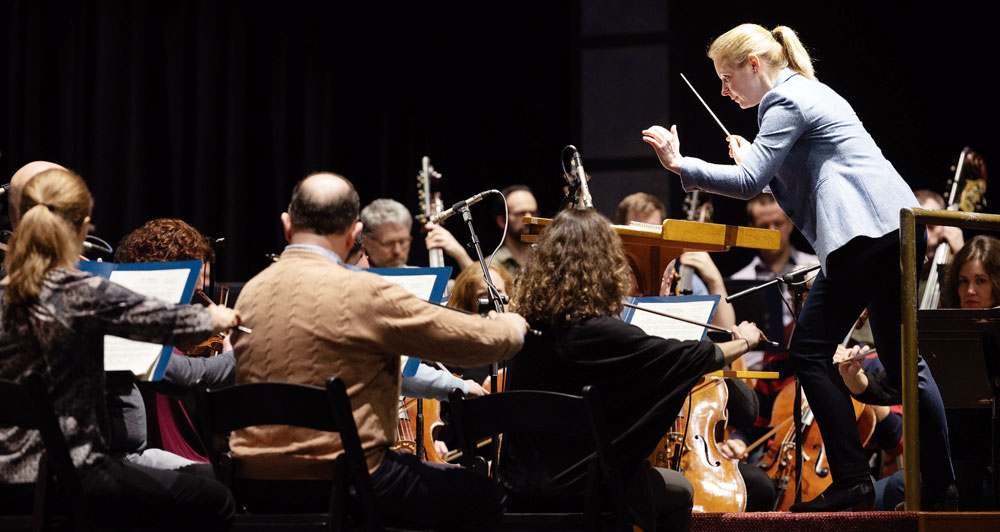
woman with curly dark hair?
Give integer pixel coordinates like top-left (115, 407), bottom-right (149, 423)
top-left (500, 208), bottom-right (763, 532)
top-left (109, 218), bottom-right (235, 475)
top-left (116, 218), bottom-right (215, 293)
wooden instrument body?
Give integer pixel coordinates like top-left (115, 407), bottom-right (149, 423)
top-left (647, 377), bottom-right (747, 512)
top-left (758, 383), bottom-right (876, 510)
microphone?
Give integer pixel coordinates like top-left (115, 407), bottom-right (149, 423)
top-left (779, 263), bottom-right (821, 284)
top-left (0, 183), bottom-right (9, 198)
top-left (567, 146), bottom-right (593, 208)
top-left (429, 190), bottom-right (496, 225)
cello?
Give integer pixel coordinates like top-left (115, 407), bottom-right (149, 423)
top-left (648, 376), bottom-right (748, 512)
top-left (751, 382), bottom-right (876, 510)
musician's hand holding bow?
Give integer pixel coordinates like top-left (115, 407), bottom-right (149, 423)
top-left (487, 310), bottom-right (530, 340)
top-left (207, 304), bottom-right (242, 335)
top-left (731, 321), bottom-right (764, 351)
top-left (642, 125), bottom-right (683, 175)
top-left (720, 438), bottom-right (749, 460)
top-left (719, 321), bottom-right (765, 366)
top-left (834, 344), bottom-right (870, 395)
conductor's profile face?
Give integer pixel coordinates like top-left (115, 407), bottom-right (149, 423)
top-left (713, 58), bottom-right (760, 109)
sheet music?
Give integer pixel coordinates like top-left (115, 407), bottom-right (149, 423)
top-left (628, 300), bottom-right (717, 341)
top-left (108, 268), bottom-right (192, 303)
top-left (102, 265), bottom-right (196, 380)
top-left (381, 274), bottom-right (440, 301)
top-left (103, 337), bottom-right (163, 379)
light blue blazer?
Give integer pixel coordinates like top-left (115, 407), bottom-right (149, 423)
top-left (679, 68), bottom-right (918, 271)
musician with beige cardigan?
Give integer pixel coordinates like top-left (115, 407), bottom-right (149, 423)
top-left (230, 172), bottom-right (527, 529)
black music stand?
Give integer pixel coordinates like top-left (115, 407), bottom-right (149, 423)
top-left (920, 308), bottom-right (1000, 509)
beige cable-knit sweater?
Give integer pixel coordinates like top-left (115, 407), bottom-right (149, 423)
top-left (229, 248), bottom-right (522, 479)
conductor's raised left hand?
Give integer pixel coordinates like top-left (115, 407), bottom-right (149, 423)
top-left (643, 125), bottom-right (683, 175)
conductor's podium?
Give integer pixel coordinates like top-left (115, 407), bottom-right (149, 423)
top-left (523, 217), bottom-right (780, 296)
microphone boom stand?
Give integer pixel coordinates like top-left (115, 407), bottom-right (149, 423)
top-left (457, 201), bottom-right (506, 479)
top-left (726, 266), bottom-right (817, 507)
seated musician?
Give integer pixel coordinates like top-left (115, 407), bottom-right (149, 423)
top-left (107, 218), bottom-right (235, 474)
top-left (0, 169), bottom-right (239, 527)
top-left (499, 208), bottom-right (764, 532)
top-left (836, 234), bottom-right (1000, 510)
top-left (616, 192), bottom-right (736, 328)
top-left (423, 262), bottom-right (515, 458)
top-left (229, 172), bottom-right (528, 529)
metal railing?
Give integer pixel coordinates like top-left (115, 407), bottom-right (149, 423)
top-left (899, 207), bottom-right (1000, 510)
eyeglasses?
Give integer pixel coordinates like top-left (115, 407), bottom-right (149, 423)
top-left (367, 235), bottom-right (412, 248)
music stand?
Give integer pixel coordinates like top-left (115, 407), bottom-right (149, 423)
top-left (920, 308), bottom-right (1000, 509)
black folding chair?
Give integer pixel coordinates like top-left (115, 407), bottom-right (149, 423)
top-left (448, 386), bottom-right (632, 532)
top-left (195, 377), bottom-right (382, 532)
top-left (0, 373), bottom-right (94, 532)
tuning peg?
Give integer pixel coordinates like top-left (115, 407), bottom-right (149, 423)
top-left (950, 165), bottom-right (957, 172)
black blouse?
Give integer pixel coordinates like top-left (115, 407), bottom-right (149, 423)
top-left (499, 315), bottom-right (723, 503)
top-left (1, 269), bottom-right (213, 483)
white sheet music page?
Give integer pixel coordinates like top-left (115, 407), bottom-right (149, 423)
top-left (628, 300), bottom-right (716, 341)
top-left (381, 274), bottom-right (439, 301)
top-left (102, 267), bottom-right (193, 380)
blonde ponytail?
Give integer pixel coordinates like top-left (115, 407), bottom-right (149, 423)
top-left (3, 169), bottom-right (93, 304)
top-left (771, 26), bottom-right (815, 80)
top-left (709, 23), bottom-right (816, 81)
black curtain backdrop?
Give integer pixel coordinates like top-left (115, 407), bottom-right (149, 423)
top-left (2, 1), bottom-right (575, 281)
top-left (3, 1), bottom-right (994, 282)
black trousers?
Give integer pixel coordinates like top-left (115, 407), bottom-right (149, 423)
top-left (1, 459), bottom-right (234, 530)
top-left (239, 450), bottom-right (506, 531)
top-left (82, 459), bottom-right (234, 530)
top-left (788, 231), bottom-right (954, 485)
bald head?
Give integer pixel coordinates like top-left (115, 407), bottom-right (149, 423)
top-left (287, 172), bottom-right (359, 236)
top-left (9, 161), bottom-right (66, 227)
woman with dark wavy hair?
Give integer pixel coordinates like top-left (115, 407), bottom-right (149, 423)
top-left (943, 235), bottom-right (1000, 310)
top-left (500, 208), bottom-right (763, 532)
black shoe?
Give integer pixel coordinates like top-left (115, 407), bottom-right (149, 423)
top-left (789, 478), bottom-right (875, 512)
top-left (893, 483), bottom-right (959, 511)
top-left (923, 483), bottom-right (959, 511)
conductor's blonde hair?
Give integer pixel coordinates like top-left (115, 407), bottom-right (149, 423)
top-left (708, 24), bottom-right (816, 81)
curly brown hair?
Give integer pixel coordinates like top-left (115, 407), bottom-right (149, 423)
top-left (115, 218), bottom-right (214, 264)
top-left (511, 208), bottom-right (630, 327)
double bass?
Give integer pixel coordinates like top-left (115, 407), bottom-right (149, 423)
top-left (920, 147), bottom-right (987, 309)
top-left (393, 157), bottom-right (449, 462)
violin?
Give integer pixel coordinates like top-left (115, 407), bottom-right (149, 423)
top-left (753, 382), bottom-right (876, 510)
top-left (181, 289), bottom-right (229, 357)
top-left (648, 376), bottom-right (747, 512)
